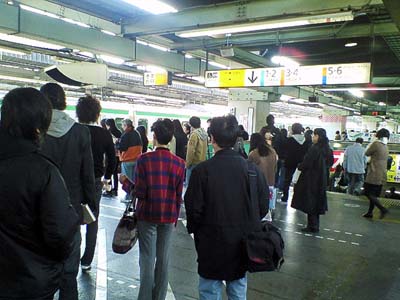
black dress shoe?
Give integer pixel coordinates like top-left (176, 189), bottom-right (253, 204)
top-left (362, 213), bottom-right (373, 218)
top-left (301, 227), bottom-right (319, 233)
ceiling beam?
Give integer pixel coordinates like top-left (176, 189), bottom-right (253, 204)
top-left (0, 2), bottom-right (214, 75)
top-left (172, 21), bottom-right (398, 51)
top-left (122, 0), bottom-right (383, 37)
top-left (383, 0), bottom-right (400, 31)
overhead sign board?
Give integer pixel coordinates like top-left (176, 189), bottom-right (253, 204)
top-left (144, 71), bottom-right (172, 86)
top-left (205, 62), bottom-right (371, 88)
top-left (360, 106), bottom-right (386, 116)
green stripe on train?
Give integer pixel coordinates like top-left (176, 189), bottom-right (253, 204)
top-left (136, 111), bottom-right (209, 120)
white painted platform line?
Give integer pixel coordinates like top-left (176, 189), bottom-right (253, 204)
top-left (100, 213), bottom-right (120, 221)
top-left (96, 228), bottom-right (107, 300)
top-left (100, 204), bottom-right (125, 211)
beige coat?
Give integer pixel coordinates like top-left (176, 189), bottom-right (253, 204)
top-left (365, 141), bottom-right (389, 185)
top-left (248, 148), bottom-right (278, 186)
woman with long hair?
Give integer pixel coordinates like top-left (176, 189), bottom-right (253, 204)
top-left (172, 119), bottom-right (188, 160)
top-left (291, 128), bottom-right (334, 233)
top-left (105, 118), bottom-right (122, 196)
top-left (248, 133), bottom-right (278, 221)
top-left (136, 125), bottom-right (149, 153)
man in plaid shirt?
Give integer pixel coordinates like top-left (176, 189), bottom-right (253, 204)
top-left (134, 118), bottom-right (185, 300)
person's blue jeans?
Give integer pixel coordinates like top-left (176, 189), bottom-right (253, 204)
top-left (185, 165), bottom-right (196, 187)
top-left (59, 230), bottom-right (81, 300)
top-left (199, 276), bottom-right (247, 300)
top-left (347, 173), bottom-right (364, 195)
top-left (121, 161), bottom-right (136, 182)
top-left (137, 221), bottom-right (174, 300)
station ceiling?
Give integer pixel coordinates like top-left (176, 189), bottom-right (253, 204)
top-left (1, 0), bottom-right (400, 110)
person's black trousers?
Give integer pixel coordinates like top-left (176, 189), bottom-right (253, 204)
top-left (307, 214), bottom-right (320, 231)
top-left (282, 167), bottom-right (296, 202)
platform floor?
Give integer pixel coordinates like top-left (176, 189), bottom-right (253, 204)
top-left (72, 191), bottom-right (400, 300)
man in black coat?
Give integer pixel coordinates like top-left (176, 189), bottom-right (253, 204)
top-left (40, 83), bottom-right (96, 300)
top-left (185, 115), bottom-right (268, 299)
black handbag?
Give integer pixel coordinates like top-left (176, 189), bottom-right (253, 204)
top-left (112, 197), bottom-right (138, 254)
top-left (245, 162), bottom-right (285, 272)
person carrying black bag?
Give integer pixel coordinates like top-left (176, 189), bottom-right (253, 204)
top-left (185, 115), bottom-right (268, 300)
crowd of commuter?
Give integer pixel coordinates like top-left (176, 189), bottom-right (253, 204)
top-left (0, 84), bottom-right (393, 299)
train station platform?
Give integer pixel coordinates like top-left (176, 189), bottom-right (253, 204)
top-left (74, 192), bottom-right (400, 300)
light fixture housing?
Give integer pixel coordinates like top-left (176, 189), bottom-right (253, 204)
top-left (177, 11), bottom-right (353, 38)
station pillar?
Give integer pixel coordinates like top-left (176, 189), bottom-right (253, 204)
top-left (321, 107), bottom-right (348, 140)
top-left (228, 89), bottom-right (272, 134)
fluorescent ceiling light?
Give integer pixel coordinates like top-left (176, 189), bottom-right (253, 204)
top-left (271, 56), bottom-right (299, 67)
top-left (349, 89), bottom-right (364, 98)
top-left (322, 87), bottom-right (400, 91)
top-left (121, 0), bottom-right (177, 14)
top-left (136, 40), bottom-right (148, 46)
top-left (99, 54), bottom-right (125, 65)
top-left (0, 33), bottom-right (64, 50)
top-left (280, 94), bottom-right (292, 101)
top-left (109, 68), bottom-right (142, 79)
top-left (114, 90), bottom-right (186, 103)
top-left (137, 65), bottom-right (166, 73)
top-left (78, 51), bottom-right (95, 58)
top-left (61, 18), bottom-right (90, 28)
top-left (0, 74), bottom-right (46, 84)
top-left (177, 11), bottom-right (353, 38)
top-left (148, 43), bottom-right (170, 52)
top-left (185, 54), bottom-right (193, 59)
top-left (379, 102), bottom-right (386, 106)
top-left (345, 42), bottom-right (358, 47)
top-left (0, 46), bottom-right (28, 56)
top-left (101, 30), bottom-right (117, 36)
top-left (209, 61), bottom-right (228, 69)
top-left (19, 4), bottom-right (60, 19)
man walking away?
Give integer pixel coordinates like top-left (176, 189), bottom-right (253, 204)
top-left (40, 83), bottom-right (96, 300)
top-left (281, 123), bottom-right (306, 203)
top-left (134, 119), bottom-right (185, 300)
top-left (76, 95), bottom-right (116, 271)
top-left (185, 116), bottom-right (208, 186)
top-left (185, 115), bottom-right (268, 300)
top-left (343, 138), bottom-right (366, 195)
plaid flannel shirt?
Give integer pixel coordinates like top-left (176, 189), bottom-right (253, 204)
top-left (134, 147), bottom-right (185, 223)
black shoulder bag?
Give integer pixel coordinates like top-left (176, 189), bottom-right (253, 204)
top-left (245, 162), bottom-right (285, 272)
top-left (112, 195), bottom-right (138, 254)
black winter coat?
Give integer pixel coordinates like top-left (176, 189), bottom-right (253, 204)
top-left (283, 137), bottom-right (307, 169)
top-left (184, 149), bottom-right (268, 281)
top-left (0, 131), bottom-right (79, 299)
top-left (291, 144), bottom-right (334, 215)
top-left (174, 131), bottom-right (188, 160)
top-left (41, 123), bottom-right (96, 222)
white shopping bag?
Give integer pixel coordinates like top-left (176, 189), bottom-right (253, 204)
top-left (292, 168), bottom-right (302, 185)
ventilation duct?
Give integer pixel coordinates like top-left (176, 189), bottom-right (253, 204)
top-left (44, 62), bottom-right (108, 86)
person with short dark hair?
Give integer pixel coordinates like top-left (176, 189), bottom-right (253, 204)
top-left (134, 119), bottom-right (185, 300)
top-left (40, 83), bottom-right (96, 300)
top-left (291, 128), bottom-right (334, 233)
top-left (105, 118), bottom-right (122, 196)
top-left (76, 95), bottom-right (116, 271)
top-left (334, 130), bottom-right (341, 141)
top-left (185, 116), bottom-right (208, 185)
top-left (362, 128), bottom-right (390, 219)
top-left (343, 137), bottom-right (366, 195)
top-left (0, 88), bottom-right (79, 300)
top-left (281, 123), bottom-right (307, 203)
top-left (185, 115), bottom-right (268, 299)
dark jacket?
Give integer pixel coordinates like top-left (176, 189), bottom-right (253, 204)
top-left (117, 128), bottom-right (142, 162)
top-left (0, 130), bottom-right (79, 300)
top-left (283, 134), bottom-right (307, 169)
top-left (41, 110), bottom-right (96, 222)
top-left (86, 125), bottom-right (116, 179)
top-left (291, 144), bottom-right (334, 215)
top-left (184, 149), bottom-right (268, 281)
top-left (174, 131), bottom-right (188, 160)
